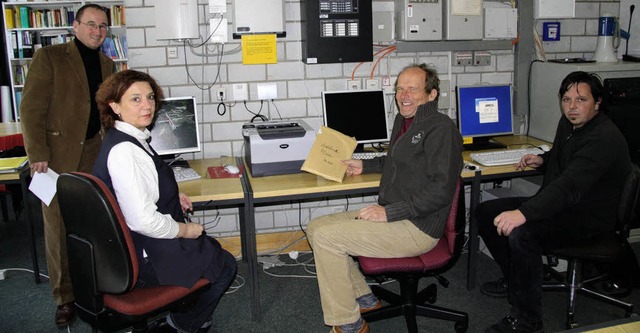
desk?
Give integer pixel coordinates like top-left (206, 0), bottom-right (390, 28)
top-left (0, 123), bottom-right (40, 283)
top-left (243, 169), bottom-right (381, 320)
top-left (462, 135), bottom-right (549, 289)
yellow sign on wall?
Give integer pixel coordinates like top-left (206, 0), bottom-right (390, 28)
top-left (241, 34), bottom-right (277, 64)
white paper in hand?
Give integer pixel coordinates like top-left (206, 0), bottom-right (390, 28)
top-left (28, 169), bottom-right (59, 206)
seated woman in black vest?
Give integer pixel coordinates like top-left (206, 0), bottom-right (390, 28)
top-left (93, 70), bottom-right (237, 333)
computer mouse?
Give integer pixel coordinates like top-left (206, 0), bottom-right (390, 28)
top-left (539, 144), bottom-right (551, 152)
top-left (224, 164), bottom-right (240, 174)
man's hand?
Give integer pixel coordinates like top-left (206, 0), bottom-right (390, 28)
top-left (30, 161), bottom-right (49, 174)
top-left (516, 154), bottom-right (543, 171)
top-left (342, 159), bottom-right (363, 176)
top-left (357, 204), bottom-right (387, 222)
top-left (493, 210), bottom-right (526, 236)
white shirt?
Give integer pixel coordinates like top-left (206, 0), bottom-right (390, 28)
top-left (107, 121), bottom-right (180, 239)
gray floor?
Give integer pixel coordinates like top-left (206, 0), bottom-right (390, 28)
top-left (1, 205), bottom-right (639, 333)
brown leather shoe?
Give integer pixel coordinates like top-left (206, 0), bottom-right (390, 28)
top-left (55, 302), bottom-right (75, 327)
top-left (360, 300), bottom-right (382, 314)
top-left (330, 320), bottom-right (370, 333)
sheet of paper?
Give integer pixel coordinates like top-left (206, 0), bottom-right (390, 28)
top-left (28, 168), bottom-right (59, 206)
top-left (241, 34), bottom-right (277, 64)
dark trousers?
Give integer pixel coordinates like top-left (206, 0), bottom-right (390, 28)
top-left (139, 249), bottom-right (238, 332)
top-left (172, 250), bottom-right (237, 332)
top-left (476, 197), bottom-right (601, 323)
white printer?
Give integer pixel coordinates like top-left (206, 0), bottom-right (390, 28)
top-left (242, 120), bottom-right (316, 177)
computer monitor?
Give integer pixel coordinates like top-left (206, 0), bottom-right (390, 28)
top-left (149, 96), bottom-right (201, 163)
top-left (456, 84), bottom-right (513, 150)
top-left (321, 89), bottom-right (390, 152)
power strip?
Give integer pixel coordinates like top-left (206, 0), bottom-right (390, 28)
top-left (258, 256), bottom-right (284, 269)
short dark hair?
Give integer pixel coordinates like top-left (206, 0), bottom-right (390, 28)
top-left (96, 70), bottom-right (165, 129)
top-left (395, 63), bottom-right (440, 102)
top-left (558, 71), bottom-right (605, 105)
top-left (76, 4), bottom-right (108, 22)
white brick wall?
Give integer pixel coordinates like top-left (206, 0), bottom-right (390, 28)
top-left (125, 0), bottom-right (615, 238)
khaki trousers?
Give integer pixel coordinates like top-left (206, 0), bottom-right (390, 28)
top-left (306, 211), bottom-right (438, 326)
top-left (43, 135), bottom-right (101, 305)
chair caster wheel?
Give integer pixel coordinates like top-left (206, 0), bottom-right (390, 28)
top-left (454, 321), bottom-right (468, 333)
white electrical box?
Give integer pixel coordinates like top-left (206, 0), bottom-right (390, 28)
top-left (209, 0), bottom-right (227, 14)
top-left (484, 7), bottom-right (518, 39)
top-left (155, 0), bottom-right (199, 40)
top-left (395, 0), bottom-right (442, 41)
top-left (210, 18), bottom-right (228, 44)
top-left (232, 0), bottom-right (286, 39)
top-left (443, 0), bottom-right (484, 40)
top-left (534, 0), bottom-right (575, 19)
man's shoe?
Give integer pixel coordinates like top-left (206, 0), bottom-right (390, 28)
top-left (330, 320), bottom-right (370, 333)
top-left (55, 302), bottom-right (75, 327)
top-left (360, 300), bottom-right (382, 314)
top-left (486, 315), bottom-right (543, 333)
top-left (481, 278), bottom-right (508, 298)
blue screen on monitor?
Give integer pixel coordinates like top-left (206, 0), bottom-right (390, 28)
top-left (456, 84), bottom-right (513, 138)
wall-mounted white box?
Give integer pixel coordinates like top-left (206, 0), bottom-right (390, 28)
top-left (232, 83), bottom-right (248, 101)
top-left (484, 8), bottom-right (518, 39)
top-left (257, 82), bottom-right (278, 100)
top-left (534, 0), bottom-right (575, 19)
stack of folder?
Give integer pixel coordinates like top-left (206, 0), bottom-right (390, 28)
top-left (0, 156), bottom-right (28, 173)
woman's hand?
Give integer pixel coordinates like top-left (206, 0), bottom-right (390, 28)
top-left (179, 193), bottom-right (193, 212)
top-left (177, 222), bottom-right (204, 239)
top-left (342, 159), bottom-right (363, 176)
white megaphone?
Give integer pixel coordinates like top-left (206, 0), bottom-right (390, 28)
top-left (592, 14), bottom-right (620, 62)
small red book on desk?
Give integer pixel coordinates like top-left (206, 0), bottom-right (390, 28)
top-left (207, 165), bottom-right (244, 179)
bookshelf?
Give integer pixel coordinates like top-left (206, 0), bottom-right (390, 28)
top-left (1, 0), bottom-right (127, 122)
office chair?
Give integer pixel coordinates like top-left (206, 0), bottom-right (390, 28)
top-left (357, 180), bottom-right (468, 333)
top-left (542, 165), bottom-right (640, 329)
top-left (57, 172), bottom-right (210, 332)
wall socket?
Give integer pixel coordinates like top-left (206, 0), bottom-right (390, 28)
top-left (347, 79), bottom-right (361, 90)
top-left (366, 79), bottom-right (379, 90)
top-left (167, 47), bottom-right (178, 59)
top-left (215, 87), bottom-right (226, 101)
top-left (454, 52), bottom-right (473, 66)
top-left (473, 51), bottom-right (491, 66)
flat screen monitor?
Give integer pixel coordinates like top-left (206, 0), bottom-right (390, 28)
top-left (321, 89), bottom-right (390, 151)
top-left (149, 96), bottom-right (201, 159)
top-left (456, 84), bottom-right (513, 150)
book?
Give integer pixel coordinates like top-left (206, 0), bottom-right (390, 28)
top-left (5, 8), bottom-right (15, 29)
top-left (0, 156), bottom-right (28, 173)
top-left (19, 6), bottom-right (29, 28)
top-left (301, 126), bottom-right (357, 183)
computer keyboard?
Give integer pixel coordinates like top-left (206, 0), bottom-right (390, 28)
top-left (172, 167), bottom-right (202, 182)
top-left (352, 151), bottom-right (387, 160)
top-left (470, 148), bottom-right (544, 166)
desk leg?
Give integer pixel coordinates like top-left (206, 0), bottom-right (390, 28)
top-left (242, 195), bottom-right (261, 321)
top-left (467, 171), bottom-right (481, 290)
top-left (20, 171), bottom-right (41, 284)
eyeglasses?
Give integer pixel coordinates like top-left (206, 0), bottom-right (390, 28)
top-left (77, 20), bottom-right (109, 32)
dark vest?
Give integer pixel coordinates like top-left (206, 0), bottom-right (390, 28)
top-left (93, 129), bottom-right (223, 288)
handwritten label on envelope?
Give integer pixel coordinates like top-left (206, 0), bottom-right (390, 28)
top-left (301, 126), bottom-right (357, 183)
